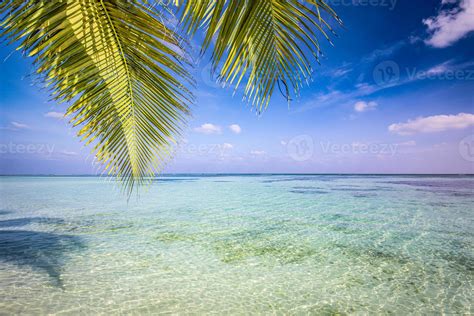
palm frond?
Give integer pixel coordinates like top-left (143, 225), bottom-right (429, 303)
top-left (1, 0), bottom-right (193, 195)
top-left (178, 0), bottom-right (341, 112)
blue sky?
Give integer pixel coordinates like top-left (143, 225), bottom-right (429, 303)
top-left (1, 0), bottom-right (473, 174)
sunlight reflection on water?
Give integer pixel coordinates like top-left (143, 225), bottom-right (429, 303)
top-left (0, 175), bottom-right (472, 314)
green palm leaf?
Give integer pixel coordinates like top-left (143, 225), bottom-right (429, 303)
top-left (178, 0), bottom-right (341, 111)
top-left (1, 0), bottom-right (194, 195)
top-left (1, 0), bottom-right (340, 194)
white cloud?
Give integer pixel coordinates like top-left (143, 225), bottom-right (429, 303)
top-left (10, 122), bottom-right (30, 129)
top-left (397, 140), bottom-right (417, 146)
top-left (221, 143), bottom-right (233, 150)
top-left (59, 150), bottom-right (79, 156)
top-left (425, 59), bottom-right (474, 76)
top-left (423, 0), bottom-right (474, 48)
top-left (229, 124), bottom-right (242, 134)
top-left (44, 111), bottom-right (64, 119)
top-left (322, 62), bottom-right (353, 78)
top-left (427, 61), bottom-right (453, 75)
top-left (280, 140), bottom-right (287, 146)
top-left (194, 123), bottom-right (221, 134)
top-left (389, 113), bottom-right (474, 135)
top-left (216, 143), bottom-right (234, 158)
top-left (409, 35), bottom-right (423, 44)
top-left (250, 150), bottom-right (266, 156)
top-left (363, 40), bottom-right (406, 63)
top-left (354, 101), bottom-right (378, 112)
top-left (331, 68), bottom-right (352, 77)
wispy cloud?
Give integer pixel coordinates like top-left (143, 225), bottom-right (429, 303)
top-left (58, 150), bottom-right (79, 157)
top-left (44, 111), bottom-right (64, 119)
top-left (194, 123), bottom-right (221, 134)
top-left (194, 90), bottom-right (217, 99)
top-left (318, 40), bottom-right (406, 83)
top-left (424, 59), bottom-right (474, 75)
top-left (423, 0), bottom-right (474, 48)
top-left (216, 143), bottom-right (234, 159)
top-left (294, 90), bottom-right (347, 112)
top-left (354, 101), bottom-right (378, 112)
top-left (250, 150), bottom-right (266, 156)
top-left (1, 121), bottom-right (31, 131)
top-left (321, 62), bottom-right (353, 78)
top-left (229, 124), bottom-right (242, 134)
top-left (331, 67), bottom-right (352, 77)
top-left (426, 60), bottom-right (455, 75)
top-left (397, 140), bottom-right (417, 146)
top-left (11, 122), bottom-right (30, 129)
top-left (298, 58), bottom-right (474, 113)
top-left (389, 113), bottom-right (474, 135)
top-left (221, 143), bottom-right (233, 150)
top-left (294, 83), bottom-right (380, 113)
top-left (363, 40), bottom-right (406, 63)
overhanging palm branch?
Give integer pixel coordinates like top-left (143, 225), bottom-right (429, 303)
top-left (1, 0), bottom-right (194, 195)
top-left (1, 0), bottom-right (340, 194)
top-left (178, 0), bottom-right (342, 111)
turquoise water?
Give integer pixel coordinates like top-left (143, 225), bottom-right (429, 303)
top-left (0, 175), bottom-right (472, 314)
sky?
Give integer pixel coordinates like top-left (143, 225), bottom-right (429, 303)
top-left (1, 0), bottom-right (473, 175)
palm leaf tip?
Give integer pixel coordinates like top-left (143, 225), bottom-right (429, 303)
top-left (1, 0), bottom-right (342, 196)
top-left (179, 0), bottom-right (342, 111)
top-left (1, 0), bottom-right (194, 195)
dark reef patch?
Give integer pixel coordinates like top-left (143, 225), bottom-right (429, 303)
top-left (352, 192), bottom-right (378, 198)
top-left (152, 178), bottom-right (198, 183)
top-left (0, 217), bottom-right (65, 228)
top-left (384, 180), bottom-right (474, 190)
top-left (289, 189), bottom-right (329, 194)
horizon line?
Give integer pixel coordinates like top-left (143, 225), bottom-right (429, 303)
top-left (1, 173), bottom-right (473, 177)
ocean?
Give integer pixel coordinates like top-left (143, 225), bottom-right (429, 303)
top-left (0, 175), bottom-right (472, 314)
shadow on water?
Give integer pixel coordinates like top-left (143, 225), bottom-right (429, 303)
top-left (0, 218), bottom-right (85, 288)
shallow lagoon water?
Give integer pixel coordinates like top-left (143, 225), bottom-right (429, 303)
top-left (0, 175), bottom-right (472, 314)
